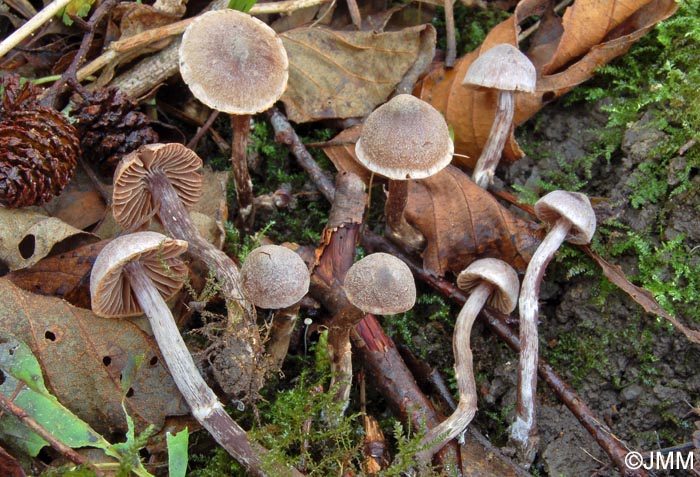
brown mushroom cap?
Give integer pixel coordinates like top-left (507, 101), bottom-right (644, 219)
top-left (355, 94), bottom-right (454, 180)
top-left (456, 258), bottom-right (519, 314)
top-left (343, 252), bottom-right (416, 315)
top-left (179, 9), bottom-right (289, 115)
top-left (113, 143), bottom-right (203, 231)
top-left (241, 245), bottom-right (310, 309)
top-left (462, 44), bottom-right (536, 93)
top-left (91, 231), bottom-right (188, 318)
top-left (534, 190), bottom-right (597, 245)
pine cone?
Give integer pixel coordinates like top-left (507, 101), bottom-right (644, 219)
top-left (71, 87), bottom-right (159, 176)
top-left (0, 76), bottom-right (80, 208)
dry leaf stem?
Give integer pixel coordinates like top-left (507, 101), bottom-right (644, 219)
top-left (0, 0), bottom-right (74, 59)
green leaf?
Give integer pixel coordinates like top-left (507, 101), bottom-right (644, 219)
top-left (58, 0), bottom-right (96, 26)
top-left (227, 0), bottom-right (258, 13)
top-left (0, 333), bottom-right (111, 456)
top-left (167, 428), bottom-right (189, 477)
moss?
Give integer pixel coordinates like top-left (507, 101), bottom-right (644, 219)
top-left (432, 4), bottom-right (511, 55)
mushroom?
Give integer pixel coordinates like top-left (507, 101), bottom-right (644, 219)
top-left (329, 252), bottom-right (416, 411)
top-left (461, 44), bottom-right (536, 189)
top-left (355, 94), bottom-right (453, 252)
top-left (179, 9), bottom-right (289, 229)
top-left (112, 143), bottom-right (260, 369)
top-left (416, 258), bottom-right (519, 463)
top-left (90, 232), bottom-right (271, 476)
top-left (240, 244), bottom-right (310, 370)
top-left (509, 190), bottom-right (596, 465)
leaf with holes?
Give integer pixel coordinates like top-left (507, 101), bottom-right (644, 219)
top-left (0, 278), bottom-right (189, 436)
top-left (0, 332), bottom-right (111, 456)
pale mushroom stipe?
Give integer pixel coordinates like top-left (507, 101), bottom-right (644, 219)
top-left (462, 44), bottom-right (536, 188)
top-left (355, 94), bottom-right (453, 252)
top-left (416, 258), bottom-right (519, 463)
top-left (90, 232), bottom-right (275, 477)
top-left (179, 9), bottom-right (289, 229)
top-left (510, 190), bottom-right (596, 466)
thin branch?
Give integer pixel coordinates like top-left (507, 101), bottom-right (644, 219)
top-left (0, 0), bottom-right (74, 59)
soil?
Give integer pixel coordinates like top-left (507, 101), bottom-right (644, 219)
top-left (411, 100), bottom-right (700, 477)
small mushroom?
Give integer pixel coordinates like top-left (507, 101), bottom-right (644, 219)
top-left (112, 143), bottom-right (260, 369)
top-left (462, 44), bottom-right (536, 188)
top-left (241, 244), bottom-right (310, 370)
top-left (416, 258), bottom-right (518, 463)
top-left (355, 94), bottom-right (453, 252)
top-left (510, 190), bottom-right (596, 465)
top-left (330, 252), bottom-right (416, 410)
top-left (90, 232), bottom-right (268, 475)
top-left (179, 9), bottom-right (289, 229)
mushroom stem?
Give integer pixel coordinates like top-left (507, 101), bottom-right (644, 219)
top-left (385, 180), bottom-right (426, 252)
top-left (266, 304), bottom-right (301, 370)
top-left (231, 114), bottom-right (255, 230)
top-left (416, 281), bottom-right (493, 462)
top-left (327, 304), bottom-right (365, 410)
top-left (510, 218), bottom-right (569, 464)
top-left (123, 261), bottom-right (271, 477)
top-left (145, 170), bottom-right (261, 364)
top-left (472, 91), bottom-right (514, 188)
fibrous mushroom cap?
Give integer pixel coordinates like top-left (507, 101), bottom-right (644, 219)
top-left (462, 44), bottom-right (536, 93)
top-left (91, 231), bottom-right (188, 318)
top-left (113, 143), bottom-right (203, 231)
top-left (343, 252), bottom-right (416, 315)
top-left (456, 258), bottom-right (519, 314)
top-left (355, 94), bottom-right (454, 180)
top-left (179, 9), bottom-right (289, 115)
top-left (241, 245), bottom-right (310, 309)
top-left (535, 190), bottom-right (597, 245)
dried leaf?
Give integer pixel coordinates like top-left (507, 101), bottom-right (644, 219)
top-left (280, 24), bottom-right (436, 123)
top-left (0, 208), bottom-right (97, 271)
top-left (583, 246), bottom-right (700, 344)
top-left (0, 278), bottom-right (189, 434)
top-left (6, 240), bottom-right (107, 309)
top-left (405, 165), bottom-right (543, 275)
top-left (414, 0), bottom-right (678, 168)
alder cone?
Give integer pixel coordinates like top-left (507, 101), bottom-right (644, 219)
top-left (0, 76), bottom-right (80, 208)
top-left (72, 87), bottom-right (158, 176)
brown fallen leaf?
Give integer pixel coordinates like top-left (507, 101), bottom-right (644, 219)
top-left (6, 240), bottom-right (107, 309)
top-left (405, 165), bottom-right (543, 275)
top-left (280, 24), bottom-right (436, 123)
top-left (0, 444), bottom-right (26, 477)
top-left (0, 278), bottom-right (189, 435)
top-left (414, 0), bottom-right (678, 169)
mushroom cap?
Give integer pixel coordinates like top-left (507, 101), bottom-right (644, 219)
top-left (113, 143), bottom-right (203, 231)
top-left (456, 258), bottom-right (519, 314)
top-left (91, 231), bottom-right (188, 318)
top-left (534, 190), bottom-right (597, 245)
top-left (462, 44), bottom-right (536, 93)
top-left (241, 245), bottom-right (310, 309)
top-left (179, 9), bottom-right (289, 115)
top-left (343, 253), bottom-right (416, 315)
top-left (355, 94), bottom-right (454, 180)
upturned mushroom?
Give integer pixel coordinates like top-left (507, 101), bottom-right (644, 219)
top-left (329, 252), bottom-right (416, 410)
top-left (355, 94), bottom-right (453, 252)
top-left (112, 143), bottom-right (260, 374)
top-left (462, 44), bottom-right (536, 188)
top-left (510, 190), bottom-right (596, 465)
top-left (240, 244), bottom-right (310, 370)
top-left (179, 9), bottom-right (289, 229)
top-left (90, 232), bottom-right (279, 477)
top-left (416, 258), bottom-right (518, 463)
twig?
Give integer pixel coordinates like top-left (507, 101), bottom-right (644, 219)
top-left (267, 107), bottom-right (336, 202)
top-left (0, 391), bottom-right (100, 473)
top-left (443, 0), bottom-right (456, 68)
top-left (0, 0), bottom-right (74, 59)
